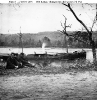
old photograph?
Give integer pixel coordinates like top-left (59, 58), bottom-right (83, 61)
top-left (0, 1), bottom-right (97, 100)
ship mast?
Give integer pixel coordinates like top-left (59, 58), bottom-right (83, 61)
top-left (19, 26), bottom-right (23, 53)
top-left (64, 17), bottom-right (68, 53)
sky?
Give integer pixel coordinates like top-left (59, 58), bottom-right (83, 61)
top-left (0, 1), bottom-right (96, 34)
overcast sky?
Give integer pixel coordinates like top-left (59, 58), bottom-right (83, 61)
top-left (0, 2), bottom-right (96, 34)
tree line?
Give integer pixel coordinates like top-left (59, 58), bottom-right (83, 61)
top-left (0, 31), bottom-right (97, 48)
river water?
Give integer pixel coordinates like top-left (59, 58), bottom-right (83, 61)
top-left (0, 47), bottom-right (96, 62)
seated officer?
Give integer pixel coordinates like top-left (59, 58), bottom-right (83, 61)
top-left (6, 53), bottom-right (21, 69)
top-left (18, 53), bottom-right (34, 67)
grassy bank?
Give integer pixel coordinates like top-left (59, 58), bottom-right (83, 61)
top-left (0, 59), bottom-right (95, 76)
top-left (1, 59), bottom-right (97, 100)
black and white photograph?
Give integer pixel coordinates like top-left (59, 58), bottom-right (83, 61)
top-left (0, 0), bottom-right (97, 100)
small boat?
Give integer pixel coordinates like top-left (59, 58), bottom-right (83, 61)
top-left (0, 54), bottom-right (9, 68)
top-left (0, 53), bottom-right (10, 61)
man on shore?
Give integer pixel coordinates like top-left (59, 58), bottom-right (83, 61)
top-left (6, 53), bottom-right (21, 69)
top-left (18, 53), bottom-right (34, 68)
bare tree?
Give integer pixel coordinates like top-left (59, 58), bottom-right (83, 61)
top-left (62, 3), bottom-right (97, 63)
top-left (58, 15), bottom-right (71, 53)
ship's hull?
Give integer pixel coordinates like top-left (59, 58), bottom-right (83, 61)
top-left (26, 51), bottom-right (86, 60)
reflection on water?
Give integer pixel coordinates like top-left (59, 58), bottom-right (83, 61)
top-left (86, 51), bottom-right (93, 62)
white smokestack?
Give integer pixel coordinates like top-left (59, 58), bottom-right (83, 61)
top-left (42, 42), bottom-right (47, 53)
